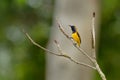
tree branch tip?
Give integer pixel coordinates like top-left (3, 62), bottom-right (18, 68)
top-left (56, 18), bottom-right (61, 25)
top-left (21, 28), bottom-right (26, 34)
top-left (21, 28), bottom-right (28, 36)
top-left (93, 12), bottom-right (95, 17)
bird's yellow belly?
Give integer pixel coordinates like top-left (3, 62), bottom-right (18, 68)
top-left (72, 33), bottom-right (80, 46)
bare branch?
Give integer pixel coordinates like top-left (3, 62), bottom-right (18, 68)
top-left (23, 12), bottom-right (107, 80)
top-left (56, 19), bottom-right (70, 39)
top-left (22, 29), bottom-right (60, 56)
top-left (91, 12), bottom-right (96, 59)
top-left (75, 46), bottom-right (94, 63)
top-left (54, 40), bottom-right (96, 70)
top-left (56, 20), bottom-right (94, 64)
top-left (54, 40), bottom-right (63, 55)
top-left (68, 56), bottom-right (96, 69)
top-left (94, 60), bottom-right (106, 80)
top-left (57, 13), bottom-right (107, 80)
top-left (91, 12), bottom-right (107, 80)
top-left (92, 12), bottom-right (96, 49)
top-left (23, 29), bottom-right (96, 70)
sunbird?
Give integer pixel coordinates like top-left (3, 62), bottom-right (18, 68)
top-left (69, 25), bottom-right (81, 47)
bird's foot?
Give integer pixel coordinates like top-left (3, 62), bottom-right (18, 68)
top-left (73, 42), bottom-right (77, 46)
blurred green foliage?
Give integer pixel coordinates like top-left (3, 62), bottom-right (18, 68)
top-left (96, 0), bottom-right (120, 80)
top-left (0, 0), bottom-right (54, 80)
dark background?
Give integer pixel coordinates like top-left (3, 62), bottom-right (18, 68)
top-left (0, 0), bottom-right (120, 80)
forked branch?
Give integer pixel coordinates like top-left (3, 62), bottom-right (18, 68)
top-left (23, 29), bottom-right (96, 69)
top-left (23, 12), bottom-right (106, 80)
top-left (56, 12), bottom-right (106, 80)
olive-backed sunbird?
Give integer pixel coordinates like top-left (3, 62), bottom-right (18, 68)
top-left (69, 25), bottom-right (81, 47)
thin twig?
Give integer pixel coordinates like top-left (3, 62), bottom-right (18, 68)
top-left (68, 56), bottom-right (96, 69)
top-left (22, 29), bottom-right (96, 70)
top-left (56, 20), bottom-right (94, 63)
top-left (23, 12), bottom-right (107, 80)
top-left (22, 29), bottom-right (60, 56)
top-left (91, 12), bottom-right (106, 80)
top-left (91, 12), bottom-right (96, 59)
top-left (54, 40), bottom-right (96, 69)
top-left (74, 45), bottom-right (94, 63)
top-left (92, 12), bottom-right (96, 49)
top-left (54, 40), bottom-right (62, 55)
top-left (56, 12), bottom-right (107, 80)
top-left (56, 19), bottom-right (70, 39)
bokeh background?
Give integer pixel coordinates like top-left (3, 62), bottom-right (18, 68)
top-left (0, 0), bottom-right (54, 80)
top-left (0, 0), bottom-right (120, 80)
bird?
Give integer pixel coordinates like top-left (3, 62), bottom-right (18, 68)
top-left (69, 25), bottom-right (81, 47)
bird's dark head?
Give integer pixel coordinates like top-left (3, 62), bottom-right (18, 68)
top-left (69, 25), bottom-right (76, 33)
